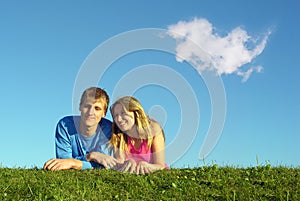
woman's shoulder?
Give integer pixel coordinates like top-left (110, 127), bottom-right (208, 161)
top-left (149, 119), bottom-right (163, 137)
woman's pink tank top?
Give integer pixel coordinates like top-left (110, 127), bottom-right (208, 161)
top-left (125, 136), bottom-right (152, 163)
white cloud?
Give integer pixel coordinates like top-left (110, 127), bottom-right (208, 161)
top-left (167, 18), bottom-right (271, 82)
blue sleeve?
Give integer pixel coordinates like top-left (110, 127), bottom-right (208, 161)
top-left (74, 155), bottom-right (102, 170)
top-left (55, 119), bottom-right (101, 170)
top-left (81, 161), bottom-right (99, 170)
top-left (55, 121), bottom-right (73, 159)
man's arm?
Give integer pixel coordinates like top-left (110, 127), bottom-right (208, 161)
top-left (43, 158), bottom-right (82, 170)
top-left (44, 118), bottom-right (92, 170)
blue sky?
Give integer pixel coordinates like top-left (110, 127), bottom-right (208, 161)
top-left (0, 0), bottom-right (299, 168)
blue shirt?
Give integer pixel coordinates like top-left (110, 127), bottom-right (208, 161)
top-left (55, 116), bottom-right (112, 170)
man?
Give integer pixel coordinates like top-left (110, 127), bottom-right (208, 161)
top-left (44, 87), bottom-right (119, 170)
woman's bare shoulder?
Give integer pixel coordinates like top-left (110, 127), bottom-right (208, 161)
top-left (150, 119), bottom-right (163, 137)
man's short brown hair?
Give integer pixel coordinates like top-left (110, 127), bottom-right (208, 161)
top-left (80, 87), bottom-right (110, 115)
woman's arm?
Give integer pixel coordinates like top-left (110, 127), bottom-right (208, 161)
top-left (112, 148), bottom-right (137, 173)
top-left (136, 124), bottom-right (166, 174)
top-left (151, 131), bottom-right (166, 168)
top-left (113, 148), bottom-right (125, 164)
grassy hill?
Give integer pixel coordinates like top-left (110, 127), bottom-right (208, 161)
top-left (1, 165), bottom-right (299, 200)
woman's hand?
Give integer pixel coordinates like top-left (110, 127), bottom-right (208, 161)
top-left (114, 159), bottom-right (137, 173)
top-left (86, 152), bottom-right (119, 169)
top-left (136, 161), bottom-right (165, 175)
top-left (135, 161), bottom-right (153, 175)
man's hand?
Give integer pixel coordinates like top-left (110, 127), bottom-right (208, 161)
top-left (86, 152), bottom-right (120, 169)
top-left (43, 158), bottom-right (82, 171)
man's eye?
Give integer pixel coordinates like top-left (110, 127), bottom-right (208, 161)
top-left (95, 107), bottom-right (101, 111)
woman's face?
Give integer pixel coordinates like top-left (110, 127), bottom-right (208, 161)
top-left (113, 103), bottom-right (135, 132)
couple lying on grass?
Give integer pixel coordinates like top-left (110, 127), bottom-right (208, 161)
top-left (43, 87), bottom-right (168, 174)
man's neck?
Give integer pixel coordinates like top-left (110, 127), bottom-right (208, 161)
top-left (80, 124), bottom-right (97, 137)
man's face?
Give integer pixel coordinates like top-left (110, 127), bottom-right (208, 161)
top-left (79, 98), bottom-right (105, 128)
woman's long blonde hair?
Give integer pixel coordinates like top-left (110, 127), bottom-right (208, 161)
top-left (109, 96), bottom-right (153, 153)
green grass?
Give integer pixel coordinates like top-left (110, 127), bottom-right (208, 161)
top-left (1, 165), bottom-right (299, 200)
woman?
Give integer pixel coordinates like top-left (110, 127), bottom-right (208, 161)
top-left (110, 96), bottom-right (167, 174)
